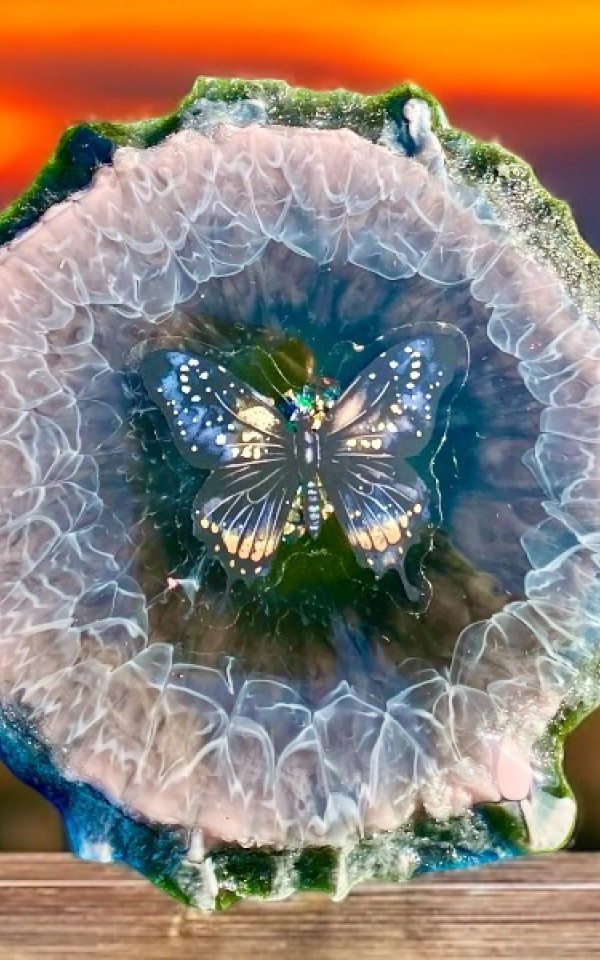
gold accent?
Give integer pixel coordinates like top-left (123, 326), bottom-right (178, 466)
top-left (241, 405), bottom-right (278, 432)
top-left (382, 517), bottom-right (401, 545)
top-left (223, 531), bottom-right (241, 554)
top-left (357, 529), bottom-right (373, 550)
top-left (369, 526), bottom-right (387, 552)
top-left (264, 533), bottom-right (278, 556)
top-left (238, 535), bottom-right (254, 560)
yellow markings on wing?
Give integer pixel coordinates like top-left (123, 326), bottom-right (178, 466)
top-left (222, 530), bottom-right (241, 555)
top-left (349, 503), bottom-right (424, 557)
top-left (239, 404), bottom-right (280, 433)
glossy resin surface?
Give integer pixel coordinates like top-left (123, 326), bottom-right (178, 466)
top-left (0, 79), bottom-right (599, 906)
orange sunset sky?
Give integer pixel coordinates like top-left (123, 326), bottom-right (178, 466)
top-left (1, 0), bottom-right (600, 248)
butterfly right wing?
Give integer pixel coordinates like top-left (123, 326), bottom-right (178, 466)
top-left (141, 349), bottom-right (298, 582)
top-left (319, 327), bottom-right (466, 590)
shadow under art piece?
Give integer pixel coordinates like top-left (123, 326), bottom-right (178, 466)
top-left (0, 78), bottom-right (599, 908)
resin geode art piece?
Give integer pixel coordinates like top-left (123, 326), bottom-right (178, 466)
top-left (0, 78), bottom-right (600, 908)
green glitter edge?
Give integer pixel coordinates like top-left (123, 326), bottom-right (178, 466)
top-left (1, 75), bottom-right (598, 893)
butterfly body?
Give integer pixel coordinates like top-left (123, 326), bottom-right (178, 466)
top-left (282, 387), bottom-right (336, 539)
top-left (140, 326), bottom-right (464, 589)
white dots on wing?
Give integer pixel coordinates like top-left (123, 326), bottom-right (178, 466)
top-left (389, 360), bottom-right (398, 369)
top-left (181, 385), bottom-right (191, 394)
top-left (215, 434), bottom-right (227, 445)
top-left (199, 371), bottom-right (209, 380)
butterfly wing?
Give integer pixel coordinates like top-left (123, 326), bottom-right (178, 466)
top-left (190, 457), bottom-right (298, 582)
top-left (320, 328), bottom-right (465, 587)
top-left (141, 349), bottom-right (298, 582)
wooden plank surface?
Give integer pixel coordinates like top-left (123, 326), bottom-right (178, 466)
top-left (0, 852), bottom-right (599, 959)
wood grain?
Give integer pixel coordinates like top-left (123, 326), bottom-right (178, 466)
top-left (0, 852), bottom-right (599, 959)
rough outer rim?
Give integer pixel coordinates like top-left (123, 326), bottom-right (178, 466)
top-left (1, 76), bottom-right (598, 907)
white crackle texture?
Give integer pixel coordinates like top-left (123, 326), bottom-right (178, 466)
top-left (0, 112), bottom-right (599, 851)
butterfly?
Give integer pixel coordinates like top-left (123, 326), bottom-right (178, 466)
top-left (140, 326), bottom-right (464, 592)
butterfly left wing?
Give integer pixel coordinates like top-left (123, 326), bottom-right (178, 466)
top-left (140, 348), bottom-right (291, 470)
top-left (190, 455), bottom-right (298, 582)
top-left (319, 328), bottom-right (465, 588)
top-left (140, 348), bottom-right (298, 582)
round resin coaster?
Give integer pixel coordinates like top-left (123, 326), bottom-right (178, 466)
top-left (0, 79), bottom-right (599, 907)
